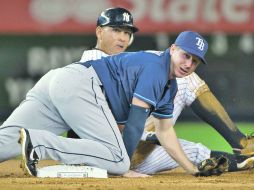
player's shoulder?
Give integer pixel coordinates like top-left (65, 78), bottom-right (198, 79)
top-left (80, 49), bottom-right (108, 62)
top-left (108, 50), bottom-right (168, 71)
top-left (134, 50), bottom-right (166, 63)
top-left (110, 51), bottom-right (159, 63)
top-left (113, 50), bottom-right (164, 59)
top-left (143, 50), bottom-right (164, 56)
top-left (176, 72), bottom-right (201, 82)
top-left (140, 50), bottom-right (166, 61)
top-left (176, 72), bottom-right (206, 92)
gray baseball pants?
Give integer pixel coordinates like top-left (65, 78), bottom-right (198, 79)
top-left (0, 64), bottom-right (129, 175)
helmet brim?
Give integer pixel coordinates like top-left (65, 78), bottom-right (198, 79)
top-left (102, 24), bottom-right (139, 33)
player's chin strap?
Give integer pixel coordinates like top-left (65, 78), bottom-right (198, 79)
top-left (190, 85), bottom-right (245, 149)
top-left (128, 34), bottom-right (134, 46)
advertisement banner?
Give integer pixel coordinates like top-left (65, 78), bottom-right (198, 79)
top-left (0, 0), bottom-right (253, 33)
top-left (0, 34), bottom-right (253, 121)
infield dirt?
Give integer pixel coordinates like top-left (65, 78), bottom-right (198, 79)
top-left (0, 160), bottom-right (253, 190)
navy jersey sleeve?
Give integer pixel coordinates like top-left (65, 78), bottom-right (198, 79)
top-left (152, 94), bottom-right (174, 119)
top-left (133, 64), bottom-right (166, 107)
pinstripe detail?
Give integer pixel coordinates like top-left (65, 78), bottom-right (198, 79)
top-left (80, 50), bottom-right (107, 62)
top-left (134, 139), bottom-right (211, 174)
top-left (172, 72), bottom-right (205, 124)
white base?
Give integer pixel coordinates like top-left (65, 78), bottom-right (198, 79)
top-left (37, 165), bottom-right (108, 178)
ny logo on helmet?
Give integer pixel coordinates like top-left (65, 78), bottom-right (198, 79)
top-left (196, 37), bottom-right (205, 51)
top-left (123, 12), bottom-right (130, 22)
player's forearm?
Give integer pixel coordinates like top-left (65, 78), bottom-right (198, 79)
top-left (155, 119), bottom-right (197, 174)
top-left (191, 90), bottom-right (244, 147)
top-left (191, 90), bottom-right (236, 130)
top-left (122, 98), bottom-right (150, 159)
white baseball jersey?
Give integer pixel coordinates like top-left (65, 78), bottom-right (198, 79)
top-left (134, 139), bottom-right (210, 174)
top-left (172, 73), bottom-right (206, 124)
top-left (80, 49), bottom-right (108, 62)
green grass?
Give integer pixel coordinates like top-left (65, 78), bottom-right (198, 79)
top-left (174, 122), bottom-right (254, 153)
top-left (62, 122), bottom-right (254, 153)
top-left (12, 122), bottom-right (254, 160)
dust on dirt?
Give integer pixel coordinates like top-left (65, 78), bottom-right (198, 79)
top-left (0, 160), bottom-right (253, 190)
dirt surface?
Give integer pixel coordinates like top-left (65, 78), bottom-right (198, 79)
top-left (0, 160), bottom-right (253, 190)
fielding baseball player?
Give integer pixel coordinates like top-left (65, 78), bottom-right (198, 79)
top-left (127, 56), bottom-right (254, 176)
top-left (66, 8), bottom-right (254, 177)
top-left (0, 7), bottom-right (251, 178)
top-left (66, 8), bottom-right (225, 177)
top-left (0, 30), bottom-right (209, 177)
top-left (0, 7), bottom-right (137, 175)
top-left (68, 8), bottom-right (254, 157)
top-left (62, 7), bottom-right (254, 177)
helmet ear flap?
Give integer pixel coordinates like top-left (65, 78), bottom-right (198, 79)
top-left (128, 34), bottom-right (134, 46)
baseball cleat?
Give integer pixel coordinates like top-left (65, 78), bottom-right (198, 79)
top-left (19, 128), bottom-right (38, 176)
top-left (237, 156), bottom-right (254, 170)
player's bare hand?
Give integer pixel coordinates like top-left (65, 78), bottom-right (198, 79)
top-left (187, 165), bottom-right (199, 175)
top-left (123, 170), bottom-right (151, 178)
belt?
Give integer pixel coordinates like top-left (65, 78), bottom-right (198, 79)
top-left (77, 61), bottom-right (92, 68)
top-left (76, 61), bottom-right (105, 96)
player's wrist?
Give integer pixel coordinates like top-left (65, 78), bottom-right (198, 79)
top-left (186, 165), bottom-right (199, 175)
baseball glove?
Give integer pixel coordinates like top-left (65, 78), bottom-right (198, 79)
top-left (195, 155), bottom-right (229, 177)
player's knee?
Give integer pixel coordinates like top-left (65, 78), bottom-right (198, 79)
top-left (118, 159), bottom-right (130, 175)
top-left (110, 158), bottom-right (130, 175)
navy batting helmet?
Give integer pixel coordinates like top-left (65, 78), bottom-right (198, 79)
top-left (97, 7), bottom-right (139, 33)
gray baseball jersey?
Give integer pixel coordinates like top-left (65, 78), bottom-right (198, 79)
top-left (0, 50), bottom-right (129, 175)
top-left (0, 49), bottom-right (209, 175)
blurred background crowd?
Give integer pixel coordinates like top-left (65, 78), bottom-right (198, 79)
top-left (0, 0), bottom-right (253, 122)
